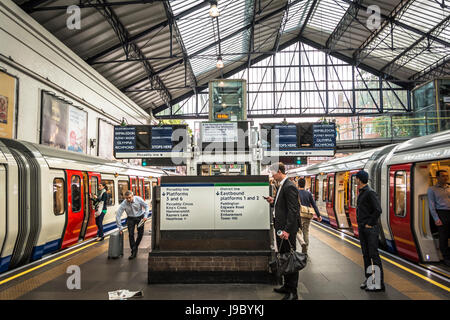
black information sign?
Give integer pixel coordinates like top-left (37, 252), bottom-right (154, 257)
top-left (261, 122), bottom-right (336, 158)
top-left (114, 125), bottom-right (189, 161)
top-left (313, 123), bottom-right (336, 148)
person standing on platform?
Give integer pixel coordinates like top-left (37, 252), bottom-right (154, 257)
top-left (427, 170), bottom-right (450, 267)
top-left (116, 191), bottom-right (149, 260)
top-left (265, 162), bottom-right (300, 300)
top-left (298, 178), bottom-right (322, 254)
top-left (92, 182), bottom-right (108, 241)
top-left (355, 170), bottom-right (384, 292)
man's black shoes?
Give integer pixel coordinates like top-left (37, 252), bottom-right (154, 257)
top-left (365, 285), bottom-right (385, 292)
top-left (273, 286), bottom-right (290, 294)
top-left (360, 280), bottom-right (367, 289)
top-left (281, 293), bottom-right (298, 300)
top-left (128, 250), bottom-right (137, 260)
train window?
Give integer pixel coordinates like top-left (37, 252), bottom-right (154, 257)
top-left (350, 175), bottom-right (358, 208)
top-left (53, 178), bottom-right (65, 216)
top-left (394, 171), bottom-right (407, 217)
top-left (144, 181), bottom-right (151, 201)
top-left (118, 180), bottom-right (129, 202)
top-left (131, 179), bottom-right (138, 195)
top-left (322, 178), bottom-right (328, 202)
top-left (328, 176), bottom-right (334, 202)
top-left (140, 180), bottom-right (144, 197)
top-left (102, 180), bottom-right (115, 206)
top-left (90, 176), bottom-right (98, 194)
top-left (71, 175), bottom-right (81, 212)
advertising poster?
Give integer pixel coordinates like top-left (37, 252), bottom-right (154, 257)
top-left (67, 106), bottom-right (87, 153)
top-left (0, 71), bottom-right (17, 139)
top-left (98, 119), bottom-right (115, 160)
top-left (40, 92), bottom-right (69, 150)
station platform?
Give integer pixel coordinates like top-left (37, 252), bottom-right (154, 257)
top-left (0, 220), bottom-right (448, 301)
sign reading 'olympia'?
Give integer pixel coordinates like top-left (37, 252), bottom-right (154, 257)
top-left (160, 182), bottom-right (270, 230)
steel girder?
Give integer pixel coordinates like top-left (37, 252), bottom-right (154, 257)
top-left (88, 0), bottom-right (172, 106)
top-left (325, 0), bottom-right (363, 50)
top-left (380, 15), bottom-right (450, 76)
top-left (353, 0), bottom-right (414, 64)
top-left (162, 1), bottom-right (197, 89)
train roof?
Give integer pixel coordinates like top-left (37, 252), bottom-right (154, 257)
top-left (387, 129), bottom-right (450, 165)
top-left (287, 144), bottom-right (395, 177)
top-left (0, 138), bottom-right (172, 177)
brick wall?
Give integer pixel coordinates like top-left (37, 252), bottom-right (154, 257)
top-left (148, 255), bottom-right (270, 272)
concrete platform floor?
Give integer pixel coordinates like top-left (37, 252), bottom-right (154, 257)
top-left (0, 221), bottom-right (449, 300)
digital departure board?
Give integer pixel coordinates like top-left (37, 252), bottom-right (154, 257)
top-left (114, 125), bottom-right (190, 161)
top-left (200, 121), bottom-right (249, 152)
top-left (261, 122), bottom-right (336, 157)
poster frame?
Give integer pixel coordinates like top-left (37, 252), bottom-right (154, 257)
top-left (97, 117), bottom-right (118, 159)
top-left (0, 69), bottom-right (19, 139)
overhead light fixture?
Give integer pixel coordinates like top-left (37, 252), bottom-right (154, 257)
top-left (209, 0), bottom-right (220, 17)
top-left (216, 56), bottom-right (224, 69)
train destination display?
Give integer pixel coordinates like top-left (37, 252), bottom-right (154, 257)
top-left (261, 122), bottom-right (336, 157)
top-left (114, 124), bottom-right (189, 159)
top-left (160, 182), bottom-right (270, 230)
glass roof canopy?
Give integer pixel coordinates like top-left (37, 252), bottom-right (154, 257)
top-left (171, 0), bottom-right (253, 76)
top-left (13, 0), bottom-right (450, 115)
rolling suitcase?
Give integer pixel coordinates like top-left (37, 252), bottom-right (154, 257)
top-left (108, 231), bottom-right (123, 259)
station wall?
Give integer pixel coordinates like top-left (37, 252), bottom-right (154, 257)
top-left (0, 0), bottom-right (154, 157)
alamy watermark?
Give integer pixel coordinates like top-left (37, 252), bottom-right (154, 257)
top-left (66, 265), bottom-right (81, 290)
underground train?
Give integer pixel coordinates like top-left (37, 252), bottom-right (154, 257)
top-left (287, 129), bottom-right (450, 265)
top-left (0, 138), bottom-right (175, 273)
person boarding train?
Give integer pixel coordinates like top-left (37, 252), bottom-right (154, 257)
top-left (116, 191), bottom-right (149, 260)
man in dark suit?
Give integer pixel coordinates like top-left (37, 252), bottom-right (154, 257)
top-left (265, 162), bottom-right (300, 300)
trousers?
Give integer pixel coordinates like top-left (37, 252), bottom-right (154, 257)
top-left (127, 215), bottom-right (144, 253)
top-left (276, 233), bottom-right (299, 294)
top-left (299, 217), bottom-right (312, 253)
top-left (358, 224), bottom-right (384, 285)
top-left (95, 211), bottom-right (105, 237)
top-left (437, 210), bottom-right (450, 260)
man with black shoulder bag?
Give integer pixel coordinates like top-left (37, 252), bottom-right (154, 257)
top-left (265, 162), bottom-right (301, 300)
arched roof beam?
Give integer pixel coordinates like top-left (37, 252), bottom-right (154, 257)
top-left (89, 0), bottom-right (171, 106)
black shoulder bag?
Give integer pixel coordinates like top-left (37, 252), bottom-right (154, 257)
top-left (272, 238), bottom-right (308, 277)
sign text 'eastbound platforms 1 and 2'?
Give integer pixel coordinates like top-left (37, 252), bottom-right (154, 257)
top-left (160, 182), bottom-right (270, 230)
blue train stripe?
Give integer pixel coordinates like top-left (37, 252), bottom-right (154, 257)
top-left (0, 255), bottom-right (11, 273)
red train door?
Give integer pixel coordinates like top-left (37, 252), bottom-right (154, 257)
top-left (61, 170), bottom-right (85, 249)
top-left (138, 177), bottom-right (144, 198)
top-left (326, 173), bottom-right (338, 228)
top-left (130, 176), bottom-right (138, 195)
top-left (348, 170), bottom-right (360, 236)
top-left (80, 172), bottom-right (101, 240)
top-left (389, 164), bottom-right (419, 262)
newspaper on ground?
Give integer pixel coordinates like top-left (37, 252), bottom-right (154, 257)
top-left (108, 289), bottom-right (143, 300)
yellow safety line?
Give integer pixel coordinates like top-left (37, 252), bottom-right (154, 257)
top-left (0, 238), bottom-right (107, 286)
top-left (312, 223), bottom-right (450, 293)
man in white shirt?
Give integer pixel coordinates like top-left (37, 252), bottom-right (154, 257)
top-left (116, 190), bottom-right (149, 259)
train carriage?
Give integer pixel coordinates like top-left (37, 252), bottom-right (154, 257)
top-left (0, 138), bottom-right (173, 273)
top-left (287, 129), bottom-right (450, 266)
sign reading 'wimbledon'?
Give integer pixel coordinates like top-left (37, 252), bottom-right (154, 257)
top-left (160, 182), bottom-right (270, 230)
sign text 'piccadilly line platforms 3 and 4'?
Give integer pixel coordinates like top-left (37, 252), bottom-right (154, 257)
top-left (149, 175), bottom-right (275, 284)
